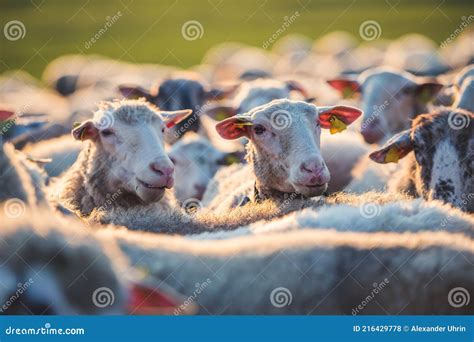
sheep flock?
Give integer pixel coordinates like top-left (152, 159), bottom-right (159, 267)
top-left (0, 31), bottom-right (473, 315)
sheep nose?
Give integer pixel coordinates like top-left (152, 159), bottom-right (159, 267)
top-left (150, 162), bottom-right (174, 177)
top-left (300, 160), bottom-right (330, 184)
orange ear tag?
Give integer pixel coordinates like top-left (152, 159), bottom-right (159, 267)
top-left (384, 146), bottom-right (400, 163)
top-left (329, 115), bottom-right (347, 134)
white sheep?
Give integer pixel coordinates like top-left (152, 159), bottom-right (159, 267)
top-left (99, 223), bottom-right (474, 314)
top-left (204, 99), bottom-right (362, 212)
top-left (327, 66), bottom-right (443, 144)
top-left (54, 99), bottom-right (200, 232)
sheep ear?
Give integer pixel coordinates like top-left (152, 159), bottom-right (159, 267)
top-left (0, 110), bottom-right (15, 122)
top-left (118, 85), bottom-right (155, 101)
top-left (415, 81), bottom-right (443, 104)
top-left (216, 115), bottom-right (252, 140)
top-left (205, 103), bottom-right (237, 121)
top-left (71, 120), bottom-right (98, 141)
top-left (326, 79), bottom-right (361, 98)
top-left (128, 282), bottom-right (196, 315)
top-left (286, 80), bottom-right (309, 98)
top-left (161, 109), bottom-right (193, 128)
top-left (318, 106), bottom-right (362, 134)
top-left (369, 130), bottom-right (413, 164)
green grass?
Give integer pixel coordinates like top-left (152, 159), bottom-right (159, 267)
top-left (0, 0), bottom-right (472, 78)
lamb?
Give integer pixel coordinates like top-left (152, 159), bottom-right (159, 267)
top-left (327, 66), bottom-right (443, 144)
top-left (204, 99), bottom-right (362, 212)
top-left (0, 208), bottom-right (191, 315)
top-left (100, 224), bottom-right (474, 314)
top-left (119, 73), bottom-right (231, 143)
top-left (167, 132), bottom-right (243, 203)
top-left (369, 108), bottom-right (473, 213)
top-left (54, 99), bottom-right (201, 232)
top-left (0, 109), bottom-right (48, 206)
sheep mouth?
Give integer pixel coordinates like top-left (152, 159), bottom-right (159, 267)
top-left (296, 183), bottom-right (326, 189)
top-left (137, 179), bottom-right (166, 190)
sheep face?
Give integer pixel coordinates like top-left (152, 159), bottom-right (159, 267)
top-left (168, 135), bottom-right (240, 202)
top-left (72, 100), bottom-right (192, 204)
top-left (327, 68), bottom-right (442, 144)
top-left (370, 109), bottom-right (474, 212)
top-left (216, 99), bottom-right (362, 198)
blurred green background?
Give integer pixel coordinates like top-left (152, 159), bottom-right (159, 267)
top-left (1, 0), bottom-right (472, 78)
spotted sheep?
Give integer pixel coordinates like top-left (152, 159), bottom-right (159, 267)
top-left (370, 108), bottom-right (473, 213)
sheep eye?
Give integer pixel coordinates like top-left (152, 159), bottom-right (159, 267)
top-left (161, 127), bottom-right (165, 133)
top-left (101, 129), bottom-right (114, 137)
top-left (253, 125), bottom-right (266, 135)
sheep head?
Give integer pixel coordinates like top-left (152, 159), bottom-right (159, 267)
top-left (370, 108), bottom-right (474, 213)
top-left (72, 99), bottom-right (192, 204)
top-left (216, 99), bottom-right (362, 198)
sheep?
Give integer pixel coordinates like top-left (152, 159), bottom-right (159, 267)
top-left (0, 109), bottom-right (47, 206)
top-left (205, 78), bottom-right (311, 120)
top-left (54, 99), bottom-right (201, 232)
top-left (369, 108), bottom-right (473, 213)
top-left (23, 135), bottom-right (83, 177)
top-left (0, 208), bottom-right (191, 315)
top-left (452, 65), bottom-right (474, 111)
top-left (327, 66), bottom-right (443, 144)
top-left (118, 73), bottom-right (232, 143)
top-left (100, 224), bottom-right (474, 314)
top-left (167, 132), bottom-right (243, 203)
top-left (203, 99), bottom-right (362, 211)
top-left (193, 194), bottom-right (473, 240)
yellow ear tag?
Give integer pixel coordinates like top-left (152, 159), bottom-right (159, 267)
top-left (384, 146), bottom-right (400, 163)
top-left (235, 122), bottom-right (253, 128)
top-left (329, 115), bottom-right (347, 134)
top-left (419, 88), bottom-right (432, 104)
top-left (225, 154), bottom-right (239, 165)
top-left (216, 112), bottom-right (228, 121)
top-left (342, 86), bottom-right (355, 99)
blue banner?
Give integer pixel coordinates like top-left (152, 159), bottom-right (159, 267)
top-left (0, 316), bottom-right (472, 342)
